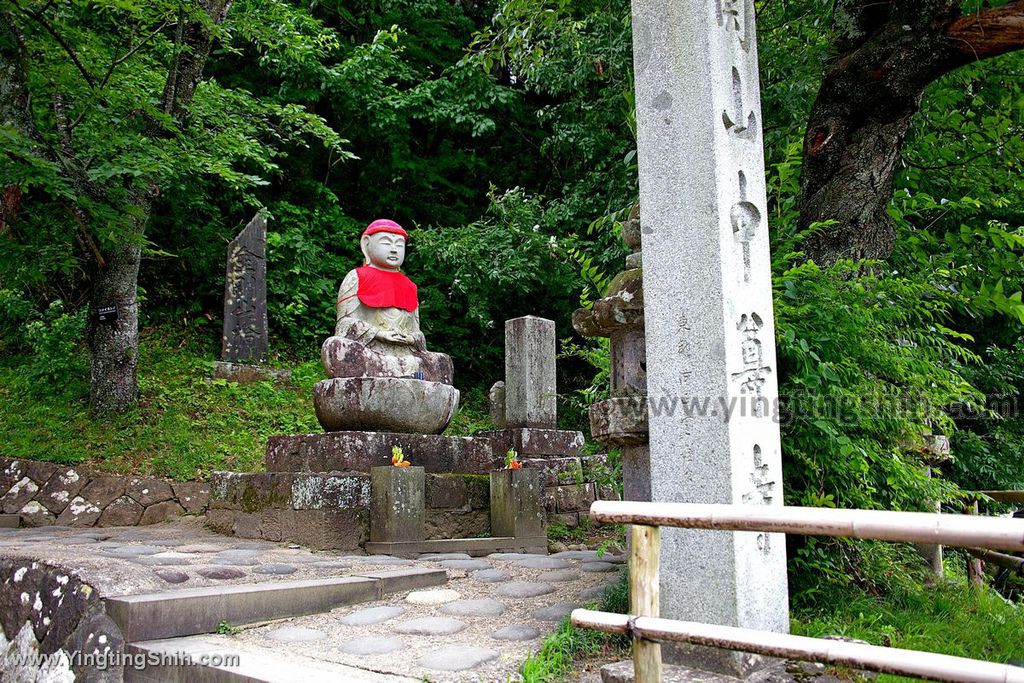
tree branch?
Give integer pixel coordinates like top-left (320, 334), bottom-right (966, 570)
top-left (947, 0), bottom-right (1024, 61)
top-left (12, 0), bottom-right (96, 88)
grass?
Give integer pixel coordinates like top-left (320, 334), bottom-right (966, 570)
top-left (0, 324), bottom-right (496, 480)
top-left (520, 570), bottom-right (630, 682)
top-left (0, 326), bottom-right (320, 478)
top-left (792, 574), bottom-right (1024, 681)
top-left (522, 555), bottom-right (1024, 683)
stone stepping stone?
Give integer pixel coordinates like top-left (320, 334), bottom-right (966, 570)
top-left (61, 537), bottom-right (98, 545)
top-left (580, 584), bottom-right (611, 600)
top-left (337, 636), bottom-right (404, 656)
top-left (486, 552), bottom-right (536, 561)
top-left (134, 555), bottom-right (192, 567)
top-left (353, 556), bottom-right (415, 566)
top-left (253, 563), bottom-right (297, 575)
top-left (419, 552), bottom-right (472, 561)
top-left (339, 606), bottom-right (406, 626)
top-left (538, 569), bottom-right (581, 582)
top-left (492, 624), bottom-right (541, 641)
top-left (177, 544), bottom-right (223, 553)
top-left (419, 646), bottom-right (498, 671)
top-left (440, 599), bottom-right (506, 617)
top-left (154, 569), bottom-right (189, 584)
top-left (438, 559), bottom-right (491, 571)
top-left (196, 566), bottom-right (246, 580)
top-left (395, 617), bottom-right (466, 636)
top-left (150, 539), bottom-right (186, 547)
top-left (494, 582), bottom-right (555, 598)
top-left (514, 556), bottom-right (572, 570)
top-left (266, 626), bottom-right (327, 642)
top-left (533, 602), bottom-right (579, 622)
top-left (406, 589), bottom-right (460, 605)
top-left (105, 545), bottom-right (163, 557)
top-left (582, 561), bottom-right (617, 573)
top-left (212, 549), bottom-right (262, 565)
top-left (93, 541), bottom-right (122, 550)
top-left (472, 569), bottom-right (512, 584)
top-left (551, 550), bottom-right (601, 561)
top-left (234, 541), bottom-right (275, 550)
top-left (312, 559), bottom-right (358, 569)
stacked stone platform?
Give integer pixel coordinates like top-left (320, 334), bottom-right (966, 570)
top-left (208, 425), bottom-right (614, 550)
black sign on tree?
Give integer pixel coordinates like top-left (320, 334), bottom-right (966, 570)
top-left (221, 213), bottom-right (269, 363)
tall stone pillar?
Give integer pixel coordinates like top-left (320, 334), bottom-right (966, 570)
top-left (630, 0), bottom-right (789, 675)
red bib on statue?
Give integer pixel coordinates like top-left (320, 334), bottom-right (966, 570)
top-left (356, 266), bottom-right (418, 311)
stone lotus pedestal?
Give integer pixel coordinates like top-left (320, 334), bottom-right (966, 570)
top-left (370, 466), bottom-right (425, 543)
top-left (313, 377), bottom-right (459, 435)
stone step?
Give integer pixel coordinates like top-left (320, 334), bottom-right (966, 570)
top-left (0, 514), bottom-right (20, 528)
top-left (106, 567), bottom-right (445, 642)
top-left (125, 635), bottom-right (420, 682)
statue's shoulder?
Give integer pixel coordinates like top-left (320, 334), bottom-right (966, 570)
top-left (340, 268), bottom-right (361, 289)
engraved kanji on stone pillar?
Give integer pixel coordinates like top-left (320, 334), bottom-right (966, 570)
top-left (221, 213), bottom-right (268, 363)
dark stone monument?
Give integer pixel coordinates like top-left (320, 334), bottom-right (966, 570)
top-left (221, 213), bottom-right (268, 363)
top-left (214, 213), bottom-right (289, 384)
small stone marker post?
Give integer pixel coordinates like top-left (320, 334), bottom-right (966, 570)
top-left (221, 213), bottom-right (268, 363)
top-left (631, 0), bottom-right (789, 674)
top-left (504, 316), bottom-right (557, 428)
top-left (490, 468), bottom-right (544, 539)
top-left (370, 466), bottom-right (425, 543)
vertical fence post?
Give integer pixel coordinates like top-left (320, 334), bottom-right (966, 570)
top-left (966, 499), bottom-right (985, 587)
top-left (630, 524), bottom-right (662, 683)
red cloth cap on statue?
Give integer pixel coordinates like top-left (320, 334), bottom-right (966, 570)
top-left (362, 219), bottom-right (408, 239)
top-left (355, 266), bottom-right (418, 312)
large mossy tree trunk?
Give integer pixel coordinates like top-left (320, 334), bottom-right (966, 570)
top-left (81, 0), bottom-right (231, 414)
top-left (798, 0), bottom-right (1024, 266)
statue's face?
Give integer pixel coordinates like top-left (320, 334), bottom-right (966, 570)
top-left (362, 232), bottom-right (406, 270)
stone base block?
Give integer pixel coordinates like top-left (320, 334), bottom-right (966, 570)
top-left (544, 483), bottom-right (596, 514)
top-left (0, 514), bottom-right (19, 528)
top-left (313, 377), bottom-right (459, 434)
top-left (370, 466), bottom-right (425, 543)
top-left (479, 428), bottom-right (585, 457)
top-left (213, 361), bottom-right (292, 385)
top-left (266, 431), bottom-right (498, 474)
top-left (210, 472), bottom-right (371, 512)
top-left (589, 396), bottom-right (649, 447)
top-left (207, 508), bottom-right (368, 550)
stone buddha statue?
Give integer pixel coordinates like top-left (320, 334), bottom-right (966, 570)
top-left (314, 219), bottom-right (459, 434)
top-left (321, 219), bottom-right (453, 383)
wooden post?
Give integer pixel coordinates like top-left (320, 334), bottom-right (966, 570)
top-left (966, 499), bottom-right (985, 587)
top-left (630, 524), bottom-right (662, 683)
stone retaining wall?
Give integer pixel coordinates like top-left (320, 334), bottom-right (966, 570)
top-left (0, 558), bottom-right (123, 682)
top-left (0, 458), bottom-right (210, 528)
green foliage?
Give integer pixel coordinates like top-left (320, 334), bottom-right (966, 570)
top-left (793, 569), bottom-right (1024, 679)
top-left (520, 572), bottom-right (629, 682)
top-left (23, 300), bottom-right (87, 386)
top-left (0, 326), bottom-right (318, 477)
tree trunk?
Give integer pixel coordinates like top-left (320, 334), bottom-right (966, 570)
top-left (798, 0), bottom-right (1024, 265)
top-left (81, 0), bottom-right (231, 414)
top-left (0, 11), bottom-right (32, 234)
top-left (85, 198), bottom-right (149, 414)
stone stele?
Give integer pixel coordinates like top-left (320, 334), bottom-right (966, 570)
top-left (221, 213), bottom-right (268, 363)
top-left (631, 0), bottom-right (789, 676)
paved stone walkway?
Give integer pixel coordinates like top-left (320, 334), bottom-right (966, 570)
top-left (0, 520), bottom-right (625, 681)
top-left (232, 549), bottom-right (625, 681)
